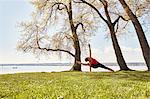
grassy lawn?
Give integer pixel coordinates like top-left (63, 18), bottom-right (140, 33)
top-left (0, 71), bottom-right (150, 99)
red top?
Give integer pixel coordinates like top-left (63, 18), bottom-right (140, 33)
top-left (89, 58), bottom-right (99, 65)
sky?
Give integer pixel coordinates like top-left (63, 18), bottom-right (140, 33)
top-left (0, 0), bottom-right (149, 64)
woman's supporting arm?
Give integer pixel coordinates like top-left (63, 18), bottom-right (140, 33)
top-left (76, 61), bottom-right (89, 66)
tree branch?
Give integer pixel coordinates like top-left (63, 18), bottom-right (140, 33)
top-left (113, 16), bottom-right (120, 26)
top-left (56, 3), bottom-right (69, 13)
top-left (35, 26), bottom-right (75, 58)
top-left (41, 2), bottom-right (69, 31)
top-left (100, 0), bottom-right (112, 24)
top-left (115, 19), bottom-right (119, 33)
top-left (38, 47), bottom-right (75, 57)
top-left (32, 2), bottom-right (75, 58)
top-left (75, 22), bottom-right (85, 32)
top-left (74, 0), bottom-right (108, 24)
top-left (113, 16), bottom-right (129, 26)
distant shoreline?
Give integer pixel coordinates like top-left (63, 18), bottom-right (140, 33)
top-left (0, 62), bottom-right (146, 66)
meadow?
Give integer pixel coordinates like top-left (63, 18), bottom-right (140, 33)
top-left (0, 71), bottom-right (150, 99)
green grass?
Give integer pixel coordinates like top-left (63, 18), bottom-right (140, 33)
top-left (0, 71), bottom-right (150, 99)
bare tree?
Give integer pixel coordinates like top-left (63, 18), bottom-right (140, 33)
top-left (17, 0), bottom-right (97, 71)
top-left (118, 0), bottom-right (150, 70)
top-left (75, 0), bottom-right (131, 70)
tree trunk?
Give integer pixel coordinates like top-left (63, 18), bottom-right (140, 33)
top-left (119, 0), bottom-right (150, 70)
top-left (102, 0), bottom-right (130, 70)
top-left (109, 26), bottom-right (130, 70)
top-left (68, 0), bottom-right (81, 71)
top-left (71, 41), bottom-right (81, 71)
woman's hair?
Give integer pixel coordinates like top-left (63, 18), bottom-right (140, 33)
top-left (85, 57), bottom-right (89, 62)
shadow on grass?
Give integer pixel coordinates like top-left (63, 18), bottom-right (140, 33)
top-left (86, 71), bottom-right (150, 82)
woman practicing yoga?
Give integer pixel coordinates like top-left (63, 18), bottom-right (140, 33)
top-left (77, 57), bottom-right (114, 72)
top-left (77, 44), bottom-right (114, 72)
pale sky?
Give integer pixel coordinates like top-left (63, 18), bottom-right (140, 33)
top-left (0, 0), bottom-right (149, 64)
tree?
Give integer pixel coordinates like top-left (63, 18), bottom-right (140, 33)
top-left (118, 0), bottom-right (150, 70)
top-left (75, 0), bottom-right (130, 70)
top-left (17, 0), bottom-right (96, 71)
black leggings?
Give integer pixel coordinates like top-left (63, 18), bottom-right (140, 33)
top-left (91, 63), bottom-right (113, 71)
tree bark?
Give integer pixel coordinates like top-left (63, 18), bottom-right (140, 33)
top-left (72, 41), bottom-right (81, 71)
top-left (119, 0), bottom-right (150, 70)
top-left (68, 0), bottom-right (81, 71)
top-left (109, 26), bottom-right (130, 70)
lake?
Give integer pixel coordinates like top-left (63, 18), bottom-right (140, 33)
top-left (0, 63), bottom-right (148, 74)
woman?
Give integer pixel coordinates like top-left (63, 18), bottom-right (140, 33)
top-left (77, 57), bottom-right (114, 72)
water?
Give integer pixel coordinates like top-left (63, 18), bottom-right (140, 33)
top-left (0, 64), bottom-right (148, 74)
